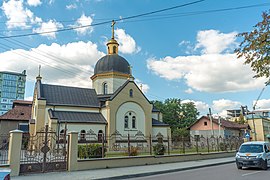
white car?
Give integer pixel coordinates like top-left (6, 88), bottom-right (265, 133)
top-left (235, 141), bottom-right (270, 170)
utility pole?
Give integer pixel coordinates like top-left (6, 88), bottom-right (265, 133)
top-left (209, 108), bottom-right (214, 136)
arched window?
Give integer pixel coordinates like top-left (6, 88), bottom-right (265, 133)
top-left (124, 112), bottom-right (137, 130)
top-left (103, 82), bottom-right (108, 94)
top-left (132, 116), bottom-right (136, 129)
top-left (129, 89), bottom-right (133, 97)
top-left (124, 116), bottom-right (129, 129)
top-left (80, 130), bottom-right (86, 141)
top-left (113, 46), bottom-right (116, 53)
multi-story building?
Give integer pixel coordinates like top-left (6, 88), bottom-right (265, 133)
top-left (0, 70), bottom-right (26, 115)
top-left (246, 109), bottom-right (270, 141)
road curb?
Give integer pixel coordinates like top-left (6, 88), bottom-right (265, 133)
top-left (96, 160), bottom-right (235, 180)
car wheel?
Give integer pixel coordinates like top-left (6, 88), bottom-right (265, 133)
top-left (261, 160), bottom-right (268, 170)
top-left (236, 162), bottom-right (242, 170)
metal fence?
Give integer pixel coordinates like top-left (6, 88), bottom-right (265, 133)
top-left (0, 134), bottom-right (9, 165)
top-left (77, 131), bottom-right (243, 159)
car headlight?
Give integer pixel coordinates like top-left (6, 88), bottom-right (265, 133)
top-left (256, 154), bottom-right (263, 158)
top-left (236, 154), bottom-right (240, 158)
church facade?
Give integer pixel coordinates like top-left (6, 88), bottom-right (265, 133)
top-left (29, 25), bottom-right (171, 147)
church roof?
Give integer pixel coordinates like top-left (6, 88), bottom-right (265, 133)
top-left (48, 109), bottom-right (107, 124)
top-left (39, 83), bottom-right (100, 107)
top-left (152, 118), bottom-right (169, 127)
top-left (94, 54), bottom-right (130, 75)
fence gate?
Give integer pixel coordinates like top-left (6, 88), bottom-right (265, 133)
top-left (20, 125), bottom-right (68, 174)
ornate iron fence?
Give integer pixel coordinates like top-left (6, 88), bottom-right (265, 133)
top-left (20, 125), bottom-right (68, 174)
top-left (77, 131), bottom-right (243, 159)
top-left (0, 134), bottom-right (9, 165)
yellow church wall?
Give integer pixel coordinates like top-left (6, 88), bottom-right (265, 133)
top-left (152, 126), bottom-right (169, 139)
top-left (107, 81), bottom-right (153, 138)
top-left (34, 99), bottom-right (46, 134)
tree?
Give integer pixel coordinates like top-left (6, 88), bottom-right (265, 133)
top-left (235, 10), bottom-right (270, 78)
top-left (152, 98), bottom-right (199, 132)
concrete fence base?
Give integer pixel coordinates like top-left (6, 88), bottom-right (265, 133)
top-left (77, 152), bottom-right (235, 171)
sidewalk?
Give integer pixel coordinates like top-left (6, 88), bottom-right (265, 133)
top-left (13, 157), bottom-right (235, 180)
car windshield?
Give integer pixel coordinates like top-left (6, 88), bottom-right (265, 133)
top-left (239, 144), bottom-right (264, 153)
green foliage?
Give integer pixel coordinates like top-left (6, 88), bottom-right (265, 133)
top-left (219, 142), bottom-right (227, 151)
top-left (78, 144), bottom-right (104, 159)
top-left (172, 128), bottom-right (190, 141)
top-left (152, 98), bottom-right (199, 133)
top-left (235, 10), bottom-right (270, 79)
top-left (153, 143), bottom-right (166, 155)
top-left (235, 114), bottom-right (246, 124)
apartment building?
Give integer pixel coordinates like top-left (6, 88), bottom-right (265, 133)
top-left (0, 70), bottom-right (26, 115)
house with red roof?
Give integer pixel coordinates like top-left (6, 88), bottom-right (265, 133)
top-left (0, 100), bottom-right (32, 135)
top-left (188, 116), bottom-right (250, 139)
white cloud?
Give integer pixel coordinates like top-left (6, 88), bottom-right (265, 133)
top-left (115, 28), bottom-right (141, 54)
top-left (211, 99), bottom-right (243, 117)
top-left (185, 88), bottom-right (193, 94)
top-left (25, 96), bottom-right (33, 101)
top-left (195, 30), bottom-right (237, 54)
top-left (66, 4), bottom-right (77, 10)
top-left (135, 79), bottom-right (150, 94)
top-left (0, 41), bottom-right (105, 88)
top-left (182, 99), bottom-right (209, 113)
top-left (253, 99), bottom-right (270, 110)
top-left (27, 0), bottom-right (42, 6)
top-left (74, 14), bottom-right (93, 35)
top-left (212, 99), bottom-right (241, 112)
top-left (147, 30), bottom-right (267, 93)
top-left (2, 0), bottom-right (41, 29)
top-left (33, 20), bottom-right (63, 39)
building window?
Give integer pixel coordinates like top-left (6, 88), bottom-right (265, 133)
top-left (124, 112), bottom-right (137, 130)
top-left (98, 130), bottom-right (103, 143)
top-left (113, 46), bottom-right (116, 53)
top-left (129, 89), bottom-right (133, 97)
top-left (132, 116), bottom-right (136, 129)
top-left (124, 116), bottom-right (129, 129)
top-left (103, 82), bottom-right (108, 94)
top-left (80, 130), bottom-right (86, 141)
top-left (204, 122), bottom-right (207, 126)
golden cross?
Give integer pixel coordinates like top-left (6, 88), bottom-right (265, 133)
top-left (111, 20), bottom-right (116, 39)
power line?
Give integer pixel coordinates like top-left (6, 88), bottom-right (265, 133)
top-left (0, 0), bottom-right (205, 39)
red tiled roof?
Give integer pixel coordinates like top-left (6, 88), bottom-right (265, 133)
top-left (0, 101), bottom-right (32, 121)
top-left (193, 116), bottom-right (249, 130)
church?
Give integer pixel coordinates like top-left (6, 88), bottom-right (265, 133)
top-left (30, 23), bottom-right (171, 147)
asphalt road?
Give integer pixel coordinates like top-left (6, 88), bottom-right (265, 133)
top-left (129, 163), bottom-right (270, 180)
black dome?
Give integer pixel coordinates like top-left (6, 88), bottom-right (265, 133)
top-left (94, 54), bottom-right (130, 75)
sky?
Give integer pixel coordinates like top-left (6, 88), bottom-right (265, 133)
top-left (0, 0), bottom-right (270, 117)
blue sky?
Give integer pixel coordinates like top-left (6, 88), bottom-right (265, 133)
top-left (0, 0), bottom-right (270, 116)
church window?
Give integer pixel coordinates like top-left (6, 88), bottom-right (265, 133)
top-left (103, 82), bottom-right (108, 94)
top-left (113, 46), bottom-right (116, 53)
top-left (80, 130), bottom-right (86, 141)
top-left (129, 89), bottom-right (133, 97)
top-left (132, 116), bottom-right (136, 129)
top-left (98, 130), bottom-right (103, 143)
top-left (124, 116), bottom-right (129, 129)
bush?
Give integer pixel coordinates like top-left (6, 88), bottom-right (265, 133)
top-left (219, 142), bottom-right (227, 151)
top-left (78, 144), bottom-right (105, 159)
top-left (129, 147), bottom-right (139, 156)
top-left (153, 143), bottom-right (166, 155)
